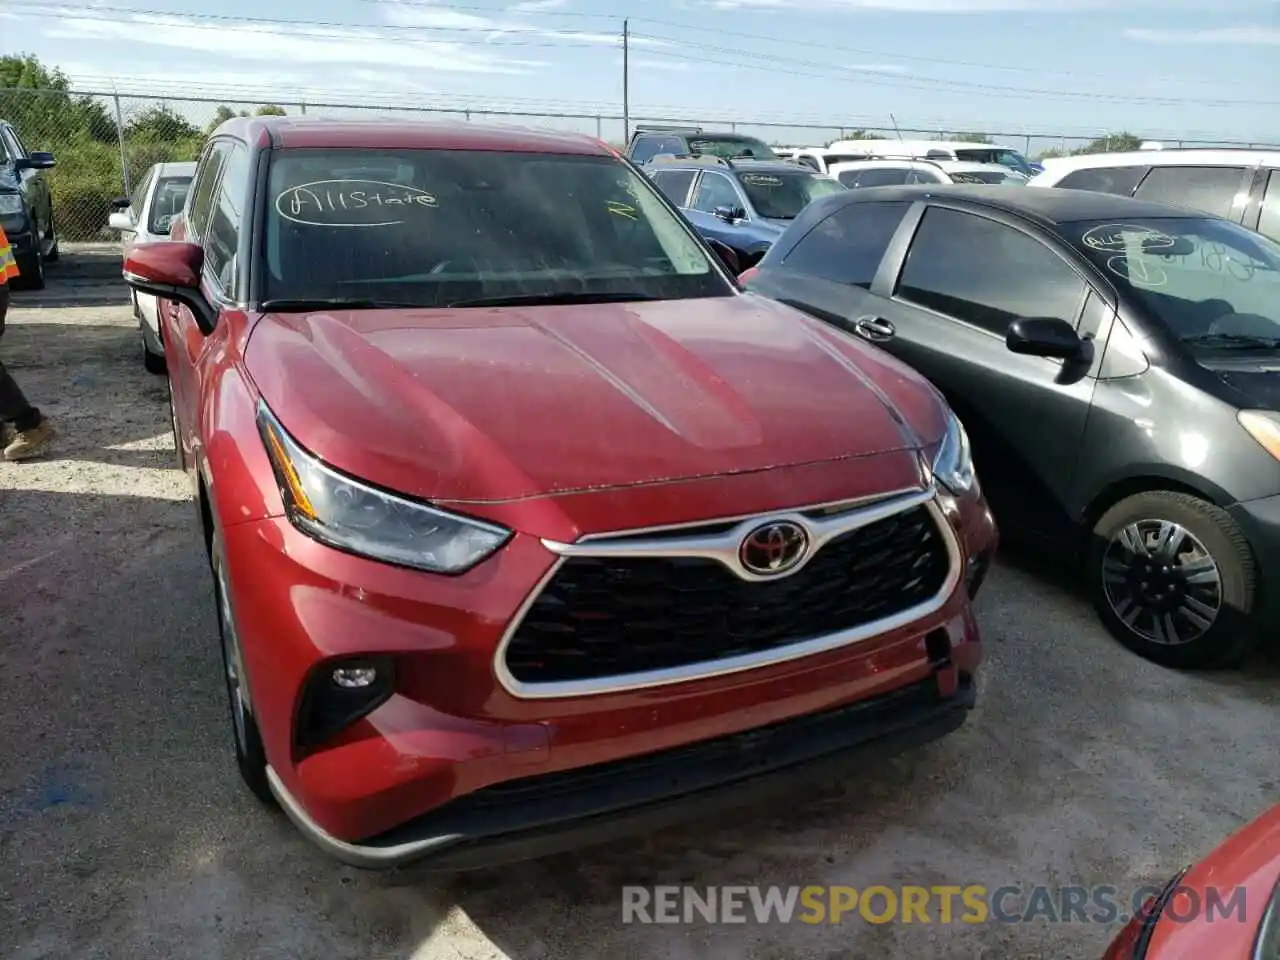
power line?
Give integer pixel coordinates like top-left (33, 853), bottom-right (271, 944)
top-left (631, 33), bottom-right (1280, 107)
top-left (628, 15), bottom-right (1234, 89)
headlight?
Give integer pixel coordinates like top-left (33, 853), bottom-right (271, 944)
top-left (256, 402), bottom-right (511, 574)
top-left (1239, 410), bottom-right (1280, 462)
top-left (0, 194), bottom-right (25, 216)
top-left (932, 412), bottom-right (976, 495)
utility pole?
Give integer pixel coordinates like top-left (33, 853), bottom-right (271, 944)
top-left (622, 18), bottom-right (630, 144)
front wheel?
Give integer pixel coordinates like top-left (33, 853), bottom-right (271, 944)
top-left (13, 248), bottom-right (45, 290)
top-left (1087, 491), bottom-right (1259, 669)
top-left (211, 535), bottom-right (275, 805)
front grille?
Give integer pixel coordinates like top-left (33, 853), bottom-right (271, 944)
top-left (504, 504), bottom-right (951, 686)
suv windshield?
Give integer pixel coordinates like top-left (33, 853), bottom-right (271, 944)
top-left (261, 149), bottom-right (732, 306)
top-left (948, 169), bottom-right (1028, 185)
top-left (738, 170), bottom-right (844, 219)
top-left (1069, 217), bottom-right (1280, 350)
top-left (149, 176), bottom-right (192, 234)
top-left (687, 135), bottom-right (778, 160)
top-left (954, 148), bottom-right (1035, 177)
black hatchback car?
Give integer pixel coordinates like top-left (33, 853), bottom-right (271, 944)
top-left (742, 184), bottom-right (1280, 670)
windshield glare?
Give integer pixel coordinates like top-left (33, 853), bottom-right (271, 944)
top-left (739, 171), bottom-right (845, 219)
top-left (1070, 217), bottom-right (1280, 348)
top-left (954, 148), bottom-right (1034, 176)
top-left (688, 136), bottom-right (778, 160)
top-left (262, 149), bottom-right (731, 306)
top-left (949, 170), bottom-right (1027, 185)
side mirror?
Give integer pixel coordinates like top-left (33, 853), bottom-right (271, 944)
top-left (107, 211), bottom-right (133, 231)
top-left (15, 152), bottom-right (55, 171)
top-left (707, 238), bottom-right (740, 275)
top-left (714, 205), bottom-right (745, 223)
top-left (123, 241), bottom-right (216, 335)
top-left (110, 196), bottom-right (131, 210)
top-left (1006, 316), bottom-right (1089, 361)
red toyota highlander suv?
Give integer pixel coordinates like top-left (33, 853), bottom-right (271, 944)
top-left (122, 116), bottom-right (997, 870)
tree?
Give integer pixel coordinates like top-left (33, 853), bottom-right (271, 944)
top-left (0, 52), bottom-right (114, 144)
top-left (255, 104), bottom-right (287, 116)
top-left (831, 129), bottom-right (880, 144)
top-left (1074, 132), bottom-right (1143, 155)
top-left (956, 132), bottom-right (992, 143)
top-left (207, 104), bottom-right (238, 132)
top-left (126, 104), bottom-right (200, 142)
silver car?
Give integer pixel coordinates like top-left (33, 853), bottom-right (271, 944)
top-left (108, 161), bottom-right (196, 372)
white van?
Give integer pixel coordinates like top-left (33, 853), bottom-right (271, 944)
top-left (773, 146), bottom-right (890, 174)
top-left (823, 139), bottom-right (1037, 178)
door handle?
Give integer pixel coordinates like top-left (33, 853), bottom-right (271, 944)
top-left (853, 316), bottom-right (896, 341)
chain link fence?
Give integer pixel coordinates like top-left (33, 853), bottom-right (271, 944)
top-left (4, 85), bottom-right (1279, 243)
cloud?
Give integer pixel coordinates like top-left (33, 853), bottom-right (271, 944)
top-left (630, 58), bottom-right (697, 71)
top-left (381, 2), bottom-right (666, 47)
top-left (1124, 26), bottom-right (1280, 44)
top-left (510, 0), bottom-right (570, 10)
top-left (709, 0), bottom-right (1202, 10)
top-left (39, 6), bottom-right (546, 75)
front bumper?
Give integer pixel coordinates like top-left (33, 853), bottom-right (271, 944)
top-left (221, 475), bottom-right (996, 863)
top-left (268, 667), bottom-right (976, 871)
top-left (1230, 492), bottom-right (1280, 632)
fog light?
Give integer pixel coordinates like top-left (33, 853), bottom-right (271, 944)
top-left (296, 656), bottom-right (395, 753)
top-left (332, 666), bottom-right (378, 688)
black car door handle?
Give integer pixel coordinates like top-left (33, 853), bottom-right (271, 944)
top-left (853, 316), bottom-right (896, 341)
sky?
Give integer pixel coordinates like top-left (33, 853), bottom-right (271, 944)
top-left (2, 0), bottom-right (1279, 148)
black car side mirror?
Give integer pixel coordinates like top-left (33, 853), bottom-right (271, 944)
top-left (15, 152), bottom-right (56, 171)
top-left (110, 196), bottom-right (131, 210)
top-left (1006, 317), bottom-right (1089, 361)
top-left (714, 205), bottom-right (745, 223)
top-left (706, 239), bottom-right (740, 275)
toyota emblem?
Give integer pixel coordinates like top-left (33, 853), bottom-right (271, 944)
top-left (739, 521), bottom-right (809, 576)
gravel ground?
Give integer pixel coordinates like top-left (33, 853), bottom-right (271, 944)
top-left (1, 247), bottom-right (1277, 960)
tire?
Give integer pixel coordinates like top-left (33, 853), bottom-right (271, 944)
top-left (211, 533), bottom-right (275, 806)
top-left (13, 248), bottom-right (45, 291)
top-left (1087, 490), bottom-right (1259, 670)
top-left (141, 318), bottom-right (166, 374)
top-left (45, 232), bottom-right (60, 263)
top-left (167, 384), bottom-right (184, 469)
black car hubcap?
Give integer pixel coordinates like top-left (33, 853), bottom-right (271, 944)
top-left (1102, 520), bottom-right (1222, 646)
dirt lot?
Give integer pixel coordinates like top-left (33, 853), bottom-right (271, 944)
top-left (1, 247), bottom-right (1277, 960)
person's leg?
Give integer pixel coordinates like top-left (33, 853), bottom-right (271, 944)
top-left (0, 286), bottom-right (55, 460)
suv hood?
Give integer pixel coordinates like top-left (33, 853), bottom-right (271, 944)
top-left (245, 295), bottom-right (942, 503)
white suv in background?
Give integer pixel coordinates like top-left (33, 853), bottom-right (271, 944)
top-left (1028, 148), bottom-right (1280, 242)
top-left (827, 158), bottom-right (1028, 188)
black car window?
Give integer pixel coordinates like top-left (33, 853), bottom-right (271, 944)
top-left (631, 135), bottom-right (685, 164)
top-left (1258, 169), bottom-right (1280, 242)
top-left (650, 170), bottom-right (695, 206)
top-left (686, 135), bottom-right (777, 160)
top-left (1133, 165), bottom-right (1247, 218)
top-left (203, 143), bottom-right (250, 295)
top-left (896, 207), bottom-right (1087, 335)
top-left (849, 167), bottom-right (911, 188)
top-left (185, 141), bottom-right (232, 240)
top-left (691, 172), bottom-right (742, 214)
top-left (0, 129), bottom-right (19, 163)
top-left (1056, 165), bottom-right (1147, 196)
top-left (0, 131), bottom-right (9, 164)
top-left (779, 200), bottom-right (912, 288)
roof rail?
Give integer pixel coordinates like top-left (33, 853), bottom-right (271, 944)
top-left (633, 124), bottom-right (703, 134)
top-left (1126, 144), bottom-right (1280, 153)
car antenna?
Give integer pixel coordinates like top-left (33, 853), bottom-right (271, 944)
top-left (889, 113), bottom-right (906, 148)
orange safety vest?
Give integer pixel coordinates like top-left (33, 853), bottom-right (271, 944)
top-left (0, 225), bottom-right (18, 283)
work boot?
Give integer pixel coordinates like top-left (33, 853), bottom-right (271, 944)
top-left (3, 418), bottom-right (56, 461)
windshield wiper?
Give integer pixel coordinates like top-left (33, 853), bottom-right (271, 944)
top-left (447, 291), bottom-right (661, 308)
top-left (1181, 332), bottom-right (1280, 349)
top-left (260, 297), bottom-right (421, 312)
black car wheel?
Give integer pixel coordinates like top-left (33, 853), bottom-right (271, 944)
top-left (13, 247), bottom-right (45, 291)
top-left (1087, 491), bottom-right (1259, 669)
top-left (211, 534), bottom-right (275, 805)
